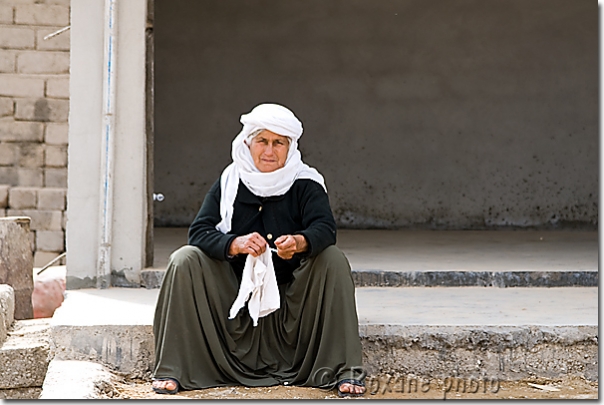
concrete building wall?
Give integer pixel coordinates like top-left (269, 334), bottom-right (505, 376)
top-left (154, 0), bottom-right (598, 229)
top-left (0, 0), bottom-right (69, 265)
top-left (68, 0), bottom-right (148, 288)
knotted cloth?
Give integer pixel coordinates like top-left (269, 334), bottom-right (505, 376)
top-left (221, 103), bottom-right (326, 325)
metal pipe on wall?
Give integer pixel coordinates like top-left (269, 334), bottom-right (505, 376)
top-left (97, 0), bottom-right (118, 288)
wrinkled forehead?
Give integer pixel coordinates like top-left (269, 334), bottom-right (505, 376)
top-left (248, 129), bottom-right (292, 143)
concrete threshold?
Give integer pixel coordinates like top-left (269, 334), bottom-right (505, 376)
top-left (49, 286), bottom-right (598, 383)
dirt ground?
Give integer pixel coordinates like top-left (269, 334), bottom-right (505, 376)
top-left (103, 375), bottom-right (597, 400)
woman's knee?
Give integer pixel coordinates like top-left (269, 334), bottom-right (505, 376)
top-left (168, 245), bottom-right (203, 269)
top-left (314, 245), bottom-right (352, 277)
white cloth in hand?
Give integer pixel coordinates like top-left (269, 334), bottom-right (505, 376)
top-left (228, 247), bottom-right (280, 326)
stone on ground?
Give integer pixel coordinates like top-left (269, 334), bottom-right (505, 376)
top-left (0, 318), bottom-right (50, 399)
top-left (0, 284), bottom-right (15, 347)
top-left (0, 217), bottom-right (34, 319)
top-left (40, 360), bottom-right (117, 399)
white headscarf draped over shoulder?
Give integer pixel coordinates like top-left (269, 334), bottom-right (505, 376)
top-left (216, 103), bottom-right (326, 234)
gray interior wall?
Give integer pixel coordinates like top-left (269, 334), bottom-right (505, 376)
top-left (153, 0), bottom-right (597, 229)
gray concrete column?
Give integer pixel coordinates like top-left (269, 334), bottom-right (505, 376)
top-left (67, 0), bottom-right (148, 289)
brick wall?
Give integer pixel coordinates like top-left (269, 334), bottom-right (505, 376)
top-left (0, 0), bottom-right (70, 265)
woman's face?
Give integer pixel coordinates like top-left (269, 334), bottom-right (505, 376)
top-left (248, 130), bottom-right (290, 173)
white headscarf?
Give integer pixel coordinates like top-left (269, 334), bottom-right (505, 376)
top-left (216, 103), bottom-right (326, 233)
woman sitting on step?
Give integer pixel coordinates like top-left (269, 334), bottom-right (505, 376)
top-left (151, 103), bottom-right (366, 397)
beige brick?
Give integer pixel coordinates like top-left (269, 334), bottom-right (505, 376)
top-left (0, 118), bottom-right (44, 141)
top-left (0, 208), bottom-right (5, 217)
top-left (61, 210), bottom-right (66, 229)
top-left (0, 6), bottom-right (13, 24)
top-left (36, 187), bottom-right (65, 210)
top-left (17, 167), bottom-right (43, 186)
top-left (44, 144), bottom-right (66, 167)
top-left (9, 0), bottom-right (70, 5)
top-left (15, 98), bottom-right (68, 122)
top-left (0, 185), bottom-right (8, 208)
top-left (0, 74), bottom-right (44, 98)
top-left (8, 0), bottom-right (67, 4)
top-left (0, 50), bottom-right (16, 73)
top-left (0, 26), bottom-right (35, 49)
top-left (36, 229), bottom-right (63, 251)
top-left (15, 5), bottom-right (69, 26)
top-left (44, 122), bottom-right (67, 144)
top-left (0, 143), bottom-right (17, 165)
top-left (0, 97), bottom-right (13, 117)
top-left (44, 167), bottom-right (65, 187)
top-left (36, 27), bottom-right (70, 51)
top-left (6, 209), bottom-right (62, 230)
top-left (18, 142), bottom-right (44, 167)
top-left (8, 186), bottom-right (37, 209)
top-left (34, 250), bottom-right (62, 268)
top-left (17, 51), bottom-right (69, 74)
top-left (46, 144), bottom-right (66, 165)
top-left (46, 0), bottom-right (71, 6)
top-left (0, 167), bottom-right (17, 185)
top-left (45, 76), bottom-right (69, 99)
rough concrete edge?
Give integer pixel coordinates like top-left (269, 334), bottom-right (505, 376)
top-left (0, 284), bottom-right (15, 347)
top-left (359, 325), bottom-right (599, 350)
top-left (111, 269), bottom-right (143, 288)
top-left (66, 275), bottom-right (98, 289)
top-left (353, 270), bottom-right (599, 287)
top-left (49, 324), bottom-right (155, 379)
top-left (141, 269), bottom-right (598, 289)
top-left (40, 359), bottom-right (118, 399)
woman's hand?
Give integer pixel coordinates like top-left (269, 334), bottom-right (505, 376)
top-left (274, 234), bottom-right (308, 260)
top-left (228, 232), bottom-right (268, 257)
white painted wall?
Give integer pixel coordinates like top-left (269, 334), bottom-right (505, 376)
top-left (67, 0), bottom-right (148, 289)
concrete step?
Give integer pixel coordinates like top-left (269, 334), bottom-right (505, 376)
top-left (0, 318), bottom-right (51, 399)
top-left (49, 286), bottom-right (598, 383)
top-left (141, 268), bottom-right (597, 288)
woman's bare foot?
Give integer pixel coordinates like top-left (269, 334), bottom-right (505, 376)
top-left (338, 381), bottom-right (366, 396)
top-left (152, 378), bottom-right (179, 394)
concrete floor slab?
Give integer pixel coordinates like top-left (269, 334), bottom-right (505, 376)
top-left (356, 287), bottom-right (598, 326)
top-left (151, 228), bottom-right (598, 273)
top-left (52, 286), bottom-right (597, 328)
top-left (50, 288), bottom-right (157, 327)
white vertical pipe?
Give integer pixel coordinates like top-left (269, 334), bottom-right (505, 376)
top-left (97, 0), bottom-right (117, 288)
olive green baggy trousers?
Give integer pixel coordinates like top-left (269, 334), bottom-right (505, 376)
top-left (152, 244), bottom-right (365, 390)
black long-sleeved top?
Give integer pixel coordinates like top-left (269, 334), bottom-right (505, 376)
top-left (188, 178), bottom-right (337, 285)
